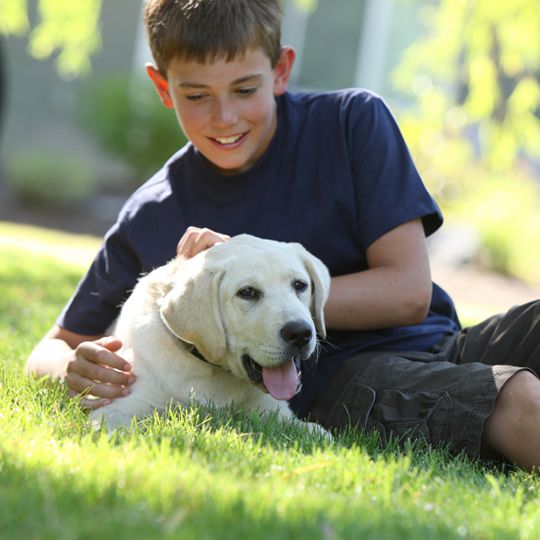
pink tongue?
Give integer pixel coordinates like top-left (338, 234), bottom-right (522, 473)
top-left (262, 359), bottom-right (299, 401)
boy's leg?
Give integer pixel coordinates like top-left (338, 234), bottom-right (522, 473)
top-left (309, 348), bottom-right (526, 460)
top-left (309, 300), bottom-right (540, 468)
top-left (482, 370), bottom-right (540, 470)
top-left (452, 300), bottom-right (540, 468)
top-left (451, 300), bottom-right (540, 372)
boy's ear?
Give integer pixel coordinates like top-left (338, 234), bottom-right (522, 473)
top-left (146, 63), bottom-right (174, 109)
top-left (273, 46), bottom-right (295, 96)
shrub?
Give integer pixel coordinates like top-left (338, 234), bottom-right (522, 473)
top-left (78, 73), bottom-right (188, 187)
top-left (446, 169), bottom-right (540, 287)
top-left (5, 152), bottom-right (98, 209)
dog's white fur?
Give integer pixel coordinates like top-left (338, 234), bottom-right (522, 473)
top-left (90, 234), bottom-right (330, 432)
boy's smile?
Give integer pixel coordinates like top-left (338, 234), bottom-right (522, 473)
top-left (147, 48), bottom-right (295, 175)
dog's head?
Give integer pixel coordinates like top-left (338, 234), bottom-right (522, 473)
top-left (159, 234), bottom-right (330, 401)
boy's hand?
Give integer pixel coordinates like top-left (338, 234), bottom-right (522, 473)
top-left (65, 336), bottom-right (135, 410)
top-left (177, 226), bottom-right (230, 260)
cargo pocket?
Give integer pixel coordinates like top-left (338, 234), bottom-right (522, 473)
top-left (318, 382), bottom-right (376, 431)
top-left (365, 389), bottom-right (453, 446)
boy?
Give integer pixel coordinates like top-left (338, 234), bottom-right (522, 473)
top-left (27, 0), bottom-right (540, 469)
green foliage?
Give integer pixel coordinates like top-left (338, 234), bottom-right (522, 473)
top-left (2, 226), bottom-right (540, 539)
top-left (448, 171), bottom-right (540, 287)
top-left (394, 0), bottom-right (540, 172)
top-left (0, 0), bottom-right (102, 77)
top-left (78, 74), bottom-right (187, 186)
top-left (293, 0), bottom-right (318, 14)
top-left (5, 151), bottom-right (98, 208)
top-left (0, 0), bottom-right (317, 78)
top-left (0, 0), bottom-right (29, 35)
top-left (393, 0), bottom-right (540, 285)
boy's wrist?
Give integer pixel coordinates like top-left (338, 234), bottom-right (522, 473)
top-left (25, 338), bottom-right (75, 381)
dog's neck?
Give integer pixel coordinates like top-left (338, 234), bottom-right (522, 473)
top-left (176, 337), bottom-right (209, 364)
top-left (160, 316), bottom-right (212, 365)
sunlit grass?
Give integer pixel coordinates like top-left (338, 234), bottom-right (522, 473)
top-left (0, 221), bottom-right (101, 269)
top-left (1, 223), bottom-right (540, 539)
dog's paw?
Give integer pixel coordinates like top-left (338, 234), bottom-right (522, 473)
top-left (89, 406), bottom-right (132, 432)
top-left (304, 421), bottom-right (333, 441)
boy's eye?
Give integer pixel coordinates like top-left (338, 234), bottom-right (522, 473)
top-left (185, 94), bottom-right (207, 102)
top-left (236, 87), bottom-right (258, 97)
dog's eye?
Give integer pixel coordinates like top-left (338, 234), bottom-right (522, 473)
top-left (293, 280), bottom-right (308, 293)
top-left (236, 287), bottom-right (261, 300)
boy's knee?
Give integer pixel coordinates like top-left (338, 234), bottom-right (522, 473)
top-left (500, 370), bottom-right (540, 407)
top-left (492, 370), bottom-right (540, 423)
top-left (482, 370), bottom-right (540, 458)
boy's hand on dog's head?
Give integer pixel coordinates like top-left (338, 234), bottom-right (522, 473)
top-left (65, 336), bottom-right (135, 410)
top-left (176, 226), bottom-right (230, 261)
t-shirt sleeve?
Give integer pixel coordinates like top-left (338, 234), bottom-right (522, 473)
top-left (56, 222), bottom-right (141, 335)
top-left (348, 92), bottom-right (442, 250)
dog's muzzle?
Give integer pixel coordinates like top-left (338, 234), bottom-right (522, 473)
top-left (242, 354), bottom-right (303, 400)
top-left (242, 320), bottom-right (315, 401)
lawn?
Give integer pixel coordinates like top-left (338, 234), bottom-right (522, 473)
top-left (1, 222), bottom-right (540, 540)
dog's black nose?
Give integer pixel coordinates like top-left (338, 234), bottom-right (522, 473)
top-left (280, 320), bottom-right (313, 349)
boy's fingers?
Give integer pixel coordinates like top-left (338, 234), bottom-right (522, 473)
top-left (79, 397), bottom-right (112, 411)
top-left (67, 390), bottom-right (110, 410)
top-left (95, 336), bottom-right (123, 351)
top-left (71, 358), bottom-right (134, 386)
top-left (177, 227), bottom-right (230, 259)
top-left (76, 341), bottom-right (132, 371)
top-left (193, 233), bottom-right (228, 254)
top-left (64, 338), bottom-right (134, 407)
top-left (65, 372), bottom-right (131, 400)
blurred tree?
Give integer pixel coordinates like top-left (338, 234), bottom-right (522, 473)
top-left (0, 0), bottom-right (102, 77)
top-left (0, 0), bottom-right (317, 78)
top-left (392, 0), bottom-right (540, 285)
top-left (393, 0), bottom-right (540, 176)
top-left (0, 36), bottom-right (4, 140)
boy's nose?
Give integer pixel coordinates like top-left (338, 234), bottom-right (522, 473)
top-left (211, 98), bottom-right (238, 127)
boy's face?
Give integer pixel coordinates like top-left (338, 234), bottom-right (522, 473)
top-left (147, 47), bottom-right (295, 175)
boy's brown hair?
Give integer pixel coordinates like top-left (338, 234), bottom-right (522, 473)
top-left (144, 0), bottom-right (283, 76)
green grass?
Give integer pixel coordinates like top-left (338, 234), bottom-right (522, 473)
top-left (1, 222), bottom-right (540, 539)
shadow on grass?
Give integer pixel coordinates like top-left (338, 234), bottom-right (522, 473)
top-left (0, 454), bottom-right (483, 540)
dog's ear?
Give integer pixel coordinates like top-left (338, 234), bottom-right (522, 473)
top-left (159, 266), bottom-right (226, 361)
top-left (294, 245), bottom-right (331, 338)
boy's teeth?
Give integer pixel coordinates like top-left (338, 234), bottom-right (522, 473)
top-left (215, 134), bottom-right (242, 144)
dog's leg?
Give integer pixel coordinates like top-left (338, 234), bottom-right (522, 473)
top-left (89, 390), bottom-right (160, 430)
top-left (259, 398), bottom-right (332, 440)
top-left (300, 420), bottom-right (333, 440)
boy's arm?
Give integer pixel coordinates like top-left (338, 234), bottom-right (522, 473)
top-left (26, 326), bottom-right (135, 409)
top-left (324, 218), bottom-right (432, 330)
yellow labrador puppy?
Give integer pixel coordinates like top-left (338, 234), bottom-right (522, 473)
top-left (90, 235), bottom-right (330, 433)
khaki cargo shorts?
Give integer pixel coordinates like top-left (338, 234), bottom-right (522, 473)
top-left (309, 301), bottom-right (540, 459)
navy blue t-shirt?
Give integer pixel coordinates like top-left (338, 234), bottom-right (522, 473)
top-left (58, 89), bottom-right (461, 418)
